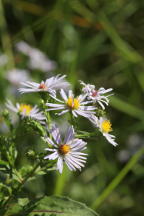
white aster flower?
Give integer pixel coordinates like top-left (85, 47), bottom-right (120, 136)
top-left (90, 115), bottom-right (118, 146)
top-left (6, 100), bottom-right (45, 123)
top-left (6, 68), bottom-right (30, 86)
top-left (80, 81), bottom-right (113, 109)
top-left (18, 74), bottom-right (70, 96)
top-left (46, 89), bottom-right (96, 119)
top-left (16, 41), bottom-right (56, 72)
top-left (44, 124), bottom-right (87, 173)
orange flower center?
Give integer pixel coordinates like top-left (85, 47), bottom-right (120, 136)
top-left (59, 144), bottom-right (71, 155)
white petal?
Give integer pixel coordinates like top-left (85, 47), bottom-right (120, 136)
top-left (44, 151), bottom-right (58, 160)
top-left (44, 137), bottom-right (56, 147)
top-left (6, 100), bottom-right (18, 113)
top-left (60, 89), bottom-right (68, 101)
top-left (47, 107), bottom-right (65, 111)
top-left (45, 148), bottom-right (55, 152)
top-left (64, 126), bottom-right (75, 143)
top-left (68, 90), bottom-right (74, 98)
top-left (72, 110), bottom-right (78, 117)
top-left (46, 103), bottom-right (65, 108)
top-left (57, 157), bottom-right (63, 174)
top-left (50, 124), bottom-right (62, 144)
top-left (64, 156), bottom-right (77, 171)
top-left (57, 109), bottom-right (69, 116)
top-left (103, 133), bottom-right (118, 146)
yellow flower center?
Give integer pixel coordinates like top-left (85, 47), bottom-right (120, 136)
top-left (59, 144), bottom-right (71, 155)
top-left (19, 104), bottom-right (32, 115)
top-left (66, 97), bottom-right (80, 110)
top-left (101, 120), bottom-right (112, 133)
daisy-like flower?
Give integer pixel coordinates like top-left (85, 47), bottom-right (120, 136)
top-left (18, 75), bottom-right (70, 96)
top-left (80, 81), bottom-right (113, 109)
top-left (44, 124), bottom-right (87, 173)
top-left (46, 89), bottom-right (96, 119)
top-left (6, 100), bottom-right (45, 123)
top-left (90, 115), bottom-right (118, 146)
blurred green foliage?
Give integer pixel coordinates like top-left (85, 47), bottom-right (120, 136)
top-left (0, 0), bottom-right (144, 215)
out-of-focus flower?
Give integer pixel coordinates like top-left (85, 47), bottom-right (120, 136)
top-left (44, 124), bottom-right (87, 173)
top-left (6, 68), bottom-right (30, 86)
top-left (117, 134), bottom-right (144, 163)
top-left (90, 115), bottom-right (118, 146)
top-left (46, 89), bottom-right (96, 119)
top-left (117, 150), bottom-right (130, 163)
top-left (80, 81), bottom-right (113, 109)
top-left (16, 41), bottom-right (56, 72)
top-left (19, 75), bottom-right (70, 96)
top-left (6, 100), bottom-right (45, 123)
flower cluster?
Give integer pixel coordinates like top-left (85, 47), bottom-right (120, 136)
top-left (6, 74), bottom-right (118, 173)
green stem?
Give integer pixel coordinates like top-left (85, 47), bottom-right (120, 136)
top-left (2, 161), bottom-right (41, 214)
top-left (91, 147), bottom-right (144, 210)
top-left (76, 132), bottom-right (97, 138)
top-left (54, 166), bottom-right (71, 196)
top-left (46, 111), bottom-right (51, 126)
top-left (40, 95), bottom-right (51, 128)
top-left (69, 112), bottom-right (78, 129)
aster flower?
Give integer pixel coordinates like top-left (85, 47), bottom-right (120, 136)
top-left (90, 115), bottom-right (118, 146)
top-left (16, 41), bottom-right (56, 72)
top-left (18, 75), bottom-right (70, 96)
top-left (44, 124), bottom-right (87, 173)
top-left (46, 89), bottom-right (96, 119)
top-left (6, 100), bottom-right (45, 123)
top-left (80, 81), bottom-right (113, 109)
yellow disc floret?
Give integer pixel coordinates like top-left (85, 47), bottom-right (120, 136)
top-left (59, 144), bottom-right (71, 155)
top-left (66, 97), bottom-right (80, 110)
top-left (19, 104), bottom-right (32, 115)
top-left (101, 120), bottom-right (112, 133)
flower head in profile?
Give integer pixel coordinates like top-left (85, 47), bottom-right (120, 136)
top-left (80, 81), bottom-right (113, 109)
top-left (90, 115), bottom-right (118, 146)
top-left (44, 124), bottom-right (87, 173)
top-left (6, 100), bottom-right (45, 123)
top-left (46, 89), bottom-right (96, 119)
top-left (18, 75), bottom-right (70, 96)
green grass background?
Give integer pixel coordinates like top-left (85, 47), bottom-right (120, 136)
top-left (0, 0), bottom-right (144, 215)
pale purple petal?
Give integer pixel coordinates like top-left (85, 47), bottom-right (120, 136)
top-left (57, 157), bottom-right (63, 173)
top-left (44, 151), bottom-right (58, 160)
top-left (64, 126), bottom-right (74, 143)
top-left (50, 125), bottom-right (62, 144)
